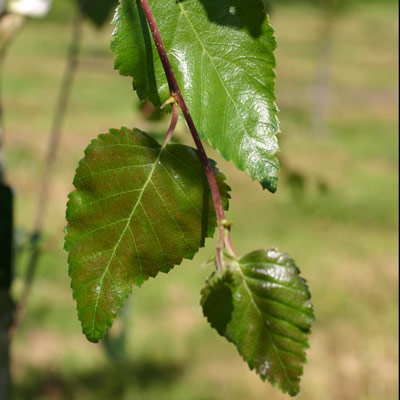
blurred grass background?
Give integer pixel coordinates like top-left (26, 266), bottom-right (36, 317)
top-left (1, 0), bottom-right (398, 399)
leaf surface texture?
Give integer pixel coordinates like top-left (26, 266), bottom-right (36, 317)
top-left (201, 249), bottom-right (314, 396)
top-left (111, 0), bottom-right (280, 192)
top-left (65, 127), bottom-right (230, 342)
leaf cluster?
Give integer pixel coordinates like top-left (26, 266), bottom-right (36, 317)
top-left (111, 0), bottom-right (280, 192)
top-left (64, 1), bottom-right (314, 396)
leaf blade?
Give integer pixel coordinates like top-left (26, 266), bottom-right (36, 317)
top-left (201, 249), bottom-right (314, 396)
top-left (111, 0), bottom-right (280, 192)
top-left (65, 127), bottom-right (230, 342)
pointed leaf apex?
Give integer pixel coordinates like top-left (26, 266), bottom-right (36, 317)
top-left (201, 248), bottom-right (314, 396)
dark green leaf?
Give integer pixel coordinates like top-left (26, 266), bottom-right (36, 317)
top-left (111, 0), bottom-right (280, 192)
top-left (201, 249), bottom-right (314, 396)
top-left (201, 271), bottom-right (235, 336)
top-left (77, 0), bottom-right (118, 27)
top-left (65, 127), bottom-right (230, 342)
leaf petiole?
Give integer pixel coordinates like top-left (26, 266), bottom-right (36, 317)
top-left (162, 102), bottom-right (178, 146)
top-left (138, 0), bottom-right (237, 272)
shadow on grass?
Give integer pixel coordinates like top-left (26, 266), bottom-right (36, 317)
top-left (15, 359), bottom-right (185, 399)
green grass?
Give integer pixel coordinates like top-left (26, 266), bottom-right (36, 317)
top-left (2, 2), bottom-right (398, 399)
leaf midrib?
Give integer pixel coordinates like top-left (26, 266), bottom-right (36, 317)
top-left (237, 266), bottom-right (297, 393)
top-left (176, 2), bottom-right (261, 165)
top-left (89, 142), bottom-right (166, 339)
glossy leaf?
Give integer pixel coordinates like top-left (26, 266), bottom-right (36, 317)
top-left (65, 127), bottom-right (230, 342)
top-left (77, 0), bottom-right (118, 27)
top-left (111, 0), bottom-right (280, 192)
top-left (201, 249), bottom-right (314, 396)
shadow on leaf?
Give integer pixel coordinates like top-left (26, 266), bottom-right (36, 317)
top-left (182, 0), bottom-right (267, 38)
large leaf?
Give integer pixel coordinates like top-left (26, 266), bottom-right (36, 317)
top-left (65, 127), bottom-right (230, 342)
top-left (77, 0), bottom-right (118, 27)
top-left (201, 249), bottom-right (314, 396)
top-left (111, 0), bottom-right (280, 192)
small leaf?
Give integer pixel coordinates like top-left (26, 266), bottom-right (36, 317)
top-left (65, 127), bottom-right (230, 342)
top-left (201, 249), bottom-right (314, 396)
top-left (111, 0), bottom-right (280, 192)
top-left (77, 0), bottom-right (118, 27)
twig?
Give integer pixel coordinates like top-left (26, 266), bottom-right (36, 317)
top-left (138, 0), bottom-right (237, 271)
top-left (162, 102), bottom-right (178, 146)
top-left (11, 10), bottom-right (83, 335)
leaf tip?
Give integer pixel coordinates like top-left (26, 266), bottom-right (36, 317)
top-left (260, 176), bottom-right (278, 193)
top-left (85, 334), bottom-right (101, 344)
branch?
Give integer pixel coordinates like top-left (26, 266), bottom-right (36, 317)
top-left (138, 0), bottom-right (237, 270)
top-left (11, 10), bottom-right (83, 335)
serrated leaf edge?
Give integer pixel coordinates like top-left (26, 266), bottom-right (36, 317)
top-left (65, 127), bottom-right (230, 342)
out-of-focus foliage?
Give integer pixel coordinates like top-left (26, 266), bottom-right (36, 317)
top-left (271, 0), bottom-right (398, 14)
top-left (76, 0), bottom-right (118, 27)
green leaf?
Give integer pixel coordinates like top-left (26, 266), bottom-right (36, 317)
top-left (201, 249), bottom-right (314, 396)
top-left (77, 0), bottom-right (118, 27)
top-left (111, 0), bottom-right (280, 192)
top-left (65, 127), bottom-right (230, 342)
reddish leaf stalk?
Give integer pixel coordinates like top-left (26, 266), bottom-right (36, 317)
top-left (162, 102), bottom-right (178, 146)
top-left (138, 0), bottom-right (236, 270)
